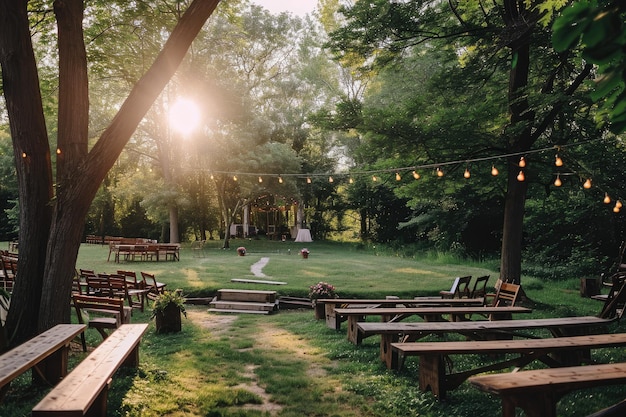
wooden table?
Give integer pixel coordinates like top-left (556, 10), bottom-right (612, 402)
top-left (357, 315), bottom-right (617, 369)
top-left (112, 243), bottom-right (180, 263)
top-left (316, 297), bottom-right (485, 330)
top-left (393, 333), bottom-right (626, 399)
top-left (335, 305), bottom-right (532, 344)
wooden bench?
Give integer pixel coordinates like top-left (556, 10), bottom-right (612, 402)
top-left (0, 324), bottom-right (86, 401)
top-left (392, 333), bottom-right (626, 399)
top-left (357, 315), bottom-right (616, 369)
top-left (316, 297), bottom-right (485, 330)
top-left (32, 323), bottom-right (149, 417)
top-left (469, 361), bottom-right (626, 417)
top-left (336, 305), bottom-right (532, 344)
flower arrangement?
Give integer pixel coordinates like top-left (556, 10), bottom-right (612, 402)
top-left (237, 246), bottom-right (246, 256)
top-left (308, 281), bottom-right (337, 300)
top-left (151, 289), bottom-right (187, 319)
top-left (300, 248), bottom-right (310, 255)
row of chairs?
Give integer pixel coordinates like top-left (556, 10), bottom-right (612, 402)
top-left (439, 275), bottom-right (490, 300)
top-left (0, 251), bottom-right (18, 293)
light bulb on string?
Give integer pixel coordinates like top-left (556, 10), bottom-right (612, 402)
top-left (583, 178), bottom-right (592, 189)
top-left (395, 172), bottom-right (401, 181)
top-left (349, 177), bottom-right (354, 184)
top-left (412, 170), bottom-right (420, 180)
top-left (258, 176), bottom-right (263, 183)
top-left (56, 148), bottom-right (61, 155)
top-left (517, 171), bottom-right (525, 182)
top-left (233, 175), bottom-right (237, 181)
top-left (306, 177), bottom-right (312, 184)
top-left (617, 200), bottom-right (623, 209)
top-left (555, 154), bottom-right (563, 167)
top-left (436, 167), bottom-right (444, 177)
top-left (463, 167), bottom-right (471, 179)
top-left (518, 157), bottom-right (526, 168)
top-left (278, 176), bottom-right (283, 184)
top-left (372, 175), bottom-right (378, 182)
top-left (328, 176), bottom-right (334, 183)
top-left (604, 193), bottom-right (611, 204)
top-left (554, 174), bottom-right (562, 187)
top-left (210, 174), bottom-right (214, 180)
top-left (491, 165), bottom-right (499, 176)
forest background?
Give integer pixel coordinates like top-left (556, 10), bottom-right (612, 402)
top-left (1, 0), bottom-right (626, 345)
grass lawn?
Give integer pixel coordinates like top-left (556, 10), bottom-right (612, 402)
top-left (2, 240), bottom-right (626, 417)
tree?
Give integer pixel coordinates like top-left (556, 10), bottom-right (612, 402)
top-left (0, 0), bottom-right (220, 346)
top-left (324, 0), bottom-right (604, 283)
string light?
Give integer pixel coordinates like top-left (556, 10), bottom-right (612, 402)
top-left (56, 148), bottom-right (61, 155)
top-left (491, 165), bottom-right (499, 176)
top-left (436, 167), bottom-right (444, 177)
top-left (518, 157), bottom-right (526, 168)
top-left (583, 178), bottom-right (592, 189)
top-left (258, 176), bottom-right (263, 183)
top-left (306, 177), bottom-right (312, 184)
top-left (21, 152), bottom-right (26, 158)
top-left (604, 193), bottom-right (611, 204)
top-left (614, 201), bottom-right (622, 213)
top-left (555, 154), bottom-right (563, 167)
top-left (233, 175), bottom-right (237, 181)
top-left (464, 167), bottom-right (471, 179)
top-left (372, 175), bottom-right (378, 182)
top-left (412, 170), bottom-right (420, 180)
top-left (554, 174), bottom-right (562, 187)
top-left (517, 171), bottom-right (525, 182)
top-left (278, 176), bottom-right (283, 184)
top-left (328, 176), bottom-right (334, 183)
top-left (349, 177), bottom-right (354, 184)
top-left (395, 172), bottom-right (401, 181)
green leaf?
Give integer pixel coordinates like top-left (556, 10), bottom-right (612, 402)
top-left (552, 2), bottom-right (594, 52)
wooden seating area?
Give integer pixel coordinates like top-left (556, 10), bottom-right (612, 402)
top-left (74, 270), bottom-right (153, 314)
top-left (208, 289), bottom-right (279, 314)
top-left (439, 275), bottom-right (472, 298)
top-left (0, 324), bottom-right (86, 401)
top-left (109, 242), bottom-right (180, 263)
top-left (0, 251), bottom-right (18, 293)
top-left (32, 323), bottom-right (149, 417)
top-left (392, 333), bottom-right (626, 399)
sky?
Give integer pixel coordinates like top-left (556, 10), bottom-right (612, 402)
top-left (251, 0), bottom-right (318, 17)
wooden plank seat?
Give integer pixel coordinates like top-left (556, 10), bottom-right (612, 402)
top-left (336, 305), bottom-right (532, 345)
top-left (392, 333), bottom-right (626, 399)
top-left (0, 324), bottom-right (86, 401)
top-left (317, 297), bottom-right (485, 331)
top-left (32, 323), bottom-right (149, 417)
top-left (469, 361), bottom-right (626, 417)
top-left (357, 315), bottom-right (617, 369)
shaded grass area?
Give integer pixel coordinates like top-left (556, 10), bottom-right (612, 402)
top-left (2, 242), bottom-right (626, 416)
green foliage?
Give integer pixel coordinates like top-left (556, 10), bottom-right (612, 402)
top-left (150, 290), bottom-right (187, 318)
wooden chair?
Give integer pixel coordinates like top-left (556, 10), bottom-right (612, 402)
top-left (72, 294), bottom-right (130, 351)
top-left (440, 276), bottom-right (471, 299)
top-left (469, 275), bottom-right (490, 299)
top-left (598, 273), bottom-right (626, 320)
top-left (486, 281), bottom-right (521, 320)
top-left (141, 271), bottom-right (167, 300)
top-left (86, 274), bottom-right (113, 297)
top-left (0, 256), bottom-right (16, 293)
top-left (116, 270), bottom-right (148, 312)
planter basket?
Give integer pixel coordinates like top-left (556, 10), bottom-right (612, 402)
top-left (155, 303), bottom-right (182, 333)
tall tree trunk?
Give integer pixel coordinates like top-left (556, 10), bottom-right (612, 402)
top-left (0, 0), bottom-right (54, 344)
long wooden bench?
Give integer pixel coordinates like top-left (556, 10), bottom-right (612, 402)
top-left (32, 323), bottom-right (149, 417)
top-left (0, 324), bottom-right (86, 401)
top-left (392, 333), bottom-right (626, 399)
top-left (316, 297), bottom-right (485, 330)
top-left (469, 361), bottom-right (626, 417)
top-left (357, 315), bottom-right (616, 369)
top-left (336, 305), bottom-right (532, 344)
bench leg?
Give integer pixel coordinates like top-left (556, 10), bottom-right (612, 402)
top-left (381, 334), bottom-right (399, 369)
top-left (86, 378), bottom-right (111, 417)
top-left (501, 392), bottom-right (558, 417)
top-left (419, 354), bottom-right (446, 399)
top-left (32, 345), bottom-right (70, 386)
top-left (347, 316), bottom-right (360, 344)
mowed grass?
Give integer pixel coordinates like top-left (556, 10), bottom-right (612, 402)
top-left (3, 240), bottom-right (626, 417)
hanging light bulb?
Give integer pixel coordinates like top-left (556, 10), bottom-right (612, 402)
top-left (349, 177), bottom-right (354, 184)
top-left (328, 176), bottom-right (334, 183)
top-left (555, 154), bottom-right (563, 167)
top-left (21, 152), bottom-right (27, 158)
top-left (278, 176), bottom-right (283, 184)
top-left (233, 175), bottom-right (238, 181)
top-left (436, 167), bottom-right (444, 177)
top-left (517, 171), bottom-right (525, 181)
top-left (518, 157), bottom-right (526, 168)
top-left (372, 175), bottom-right (378, 182)
top-left (258, 176), bottom-right (263, 183)
top-left (210, 174), bottom-right (214, 180)
top-left (56, 148), bottom-right (61, 155)
top-left (395, 172), bottom-right (401, 181)
top-left (604, 193), bottom-right (611, 204)
top-left (491, 165), bottom-right (499, 176)
top-left (306, 177), bottom-right (312, 184)
top-left (554, 174), bottom-right (562, 187)
top-left (583, 178), bottom-right (592, 189)
top-left (412, 170), bottom-right (420, 180)
top-left (617, 200), bottom-right (623, 209)
top-left (464, 167), bottom-right (471, 179)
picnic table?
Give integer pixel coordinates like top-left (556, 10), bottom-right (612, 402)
top-left (111, 243), bottom-right (180, 262)
top-left (357, 315), bottom-right (616, 369)
top-left (316, 297), bottom-right (485, 330)
top-left (335, 305), bottom-right (532, 344)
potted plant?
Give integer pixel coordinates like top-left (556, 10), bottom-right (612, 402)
top-left (308, 281), bottom-right (337, 319)
top-left (237, 246), bottom-right (246, 256)
top-left (151, 289), bottom-right (186, 333)
top-left (300, 248), bottom-right (310, 259)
